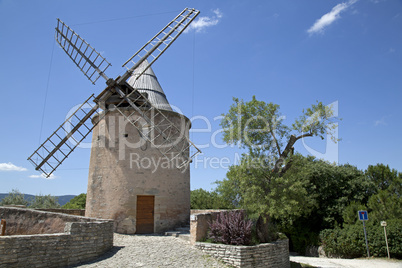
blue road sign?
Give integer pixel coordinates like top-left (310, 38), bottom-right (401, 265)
top-left (358, 210), bottom-right (368, 221)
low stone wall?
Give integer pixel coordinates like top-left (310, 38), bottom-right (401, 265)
top-left (36, 208), bottom-right (85, 216)
top-left (190, 209), bottom-right (243, 245)
top-left (1, 207), bottom-right (92, 235)
top-left (195, 239), bottom-right (290, 268)
top-left (0, 207), bottom-right (113, 267)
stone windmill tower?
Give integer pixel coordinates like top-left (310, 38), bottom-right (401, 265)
top-left (86, 60), bottom-right (193, 234)
top-left (28, 8), bottom-right (201, 234)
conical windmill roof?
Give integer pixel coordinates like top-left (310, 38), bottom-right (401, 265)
top-left (127, 60), bottom-right (172, 111)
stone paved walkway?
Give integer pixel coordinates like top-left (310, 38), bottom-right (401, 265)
top-left (75, 233), bottom-right (228, 268)
top-left (290, 256), bottom-right (402, 268)
top-left (75, 233), bottom-right (402, 268)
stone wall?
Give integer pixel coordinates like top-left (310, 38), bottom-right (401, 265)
top-left (195, 239), bottom-right (290, 268)
top-left (190, 210), bottom-right (290, 268)
top-left (0, 207), bottom-right (113, 267)
top-left (190, 210), bottom-right (242, 245)
top-left (36, 208), bottom-right (85, 216)
top-left (1, 207), bottom-right (93, 235)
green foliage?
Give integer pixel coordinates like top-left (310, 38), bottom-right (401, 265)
top-left (368, 219), bottom-right (402, 258)
top-left (320, 224), bottom-right (366, 258)
top-left (367, 187), bottom-right (402, 223)
top-left (220, 97), bottom-right (339, 174)
top-left (366, 164), bottom-right (399, 192)
top-left (216, 154), bottom-right (376, 253)
top-left (216, 154), bottom-right (315, 222)
top-left (320, 219), bottom-right (402, 259)
top-left (292, 101), bottom-right (339, 142)
top-left (62, 193), bottom-right (86, 209)
top-left (281, 156), bottom-right (374, 253)
top-left (298, 159), bottom-right (372, 229)
top-left (0, 189), bottom-right (29, 206)
top-left (216, 96), bottom-right (401, 256)
top-left (365, 164), bottom-right (402, 223)
top-left (218, 154), bottom-right (372, 228)
top-left (190, 189), bottom-right (233, 210)
top-left (29, 193), bottom-right (60, 209)
top-left (342, 201), bottom-right (367, 225)
top-left (220, 96), bottom-right (289, 157)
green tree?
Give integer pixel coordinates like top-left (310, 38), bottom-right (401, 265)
top-left (218, 97), bottom-right (342, 250)
top-left (190, 189), bottom-right (233, 209)
top-left (220, 96), bottom-right (339, 175)
top-left (0, 189), bottom-right (29, 206)
top-left (217, 153), bottom-right (374, 252)
top-left (365, 164), bottom-right (401, 222)
top-left (216, 155), bottom-right (315, 221)
top-left (62, 193), bottom-right (86, 209)
top-left (29, 193), bottom-right (60, 209)
top-left (342, 201), bottom-right (367, 225)
top-left (217, 97), bottom-right (340, 217)
top-left (366, 164), bottom-right (398, 192)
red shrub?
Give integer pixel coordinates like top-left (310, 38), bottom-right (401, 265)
top-left (208, 210), bottom-right (253, 246)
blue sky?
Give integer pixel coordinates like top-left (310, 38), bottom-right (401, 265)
top-left (0, 0), bottom-right (401, 196)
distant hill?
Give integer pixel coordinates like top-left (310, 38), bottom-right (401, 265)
top-left (0, 193), bottom-right (76, 206)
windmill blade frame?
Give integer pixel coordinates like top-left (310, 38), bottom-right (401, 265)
top-left (55, 18), bottom-right (111, 84)
top-left (120, 8), bottom-right (200, 83)
top-left (27, 94), bottom-right (106, 177)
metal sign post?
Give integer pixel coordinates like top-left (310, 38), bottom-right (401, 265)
top-left (358, 210), bottom-right (370, 258)
top-left (381, 221), bottom-right (390, 259)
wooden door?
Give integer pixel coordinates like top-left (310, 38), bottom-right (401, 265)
top-left (136, 195), bottom-right (154, 234)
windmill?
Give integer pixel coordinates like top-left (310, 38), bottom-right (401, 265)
top-left (28, 8), bottom-right (202, 233)
top-left (28, 8), bottom-right (201, 178)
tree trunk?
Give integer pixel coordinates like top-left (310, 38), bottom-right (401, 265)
top-left (256, 214), bottom-right (278, 243)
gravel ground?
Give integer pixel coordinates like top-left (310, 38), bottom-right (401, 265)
top-left (74, 233), bottom-right (402, 268)
top-left (75, 233), bottom-right (228, 268)
top-left (290, 256), bottom-right (402, 268)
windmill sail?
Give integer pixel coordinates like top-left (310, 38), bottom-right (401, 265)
top-left (55, 19), bottom-right (111, 84)
top-left (28, 95), bottom-right (104, 177)
top-left (121, 8), bottom-right (200, 81)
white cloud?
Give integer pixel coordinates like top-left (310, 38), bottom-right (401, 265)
top-left (185, 9), bottom-right (222, 33)
top-left (0, 162), bottom-right (28, 172)
top-left (307, 0), bottom-right (358, 35)
top-left (29, 173), bottom-right (56, 180)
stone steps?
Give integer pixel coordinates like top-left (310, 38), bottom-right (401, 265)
top-left (165, 226), bottom-right (190, 242)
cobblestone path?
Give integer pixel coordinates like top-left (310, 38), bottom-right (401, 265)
top-left (75, 233), bottom-right (228, 268)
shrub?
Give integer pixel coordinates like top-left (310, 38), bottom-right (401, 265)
top-left (29, 194), bottom-right (60, 209)
top-left (208, 210), bottom-right (253, 246)
top-left (320, 218), bottom-right (402, 259)
top-left (0, 189), bottom-right (29, 206)
top-left (62, 193), bottom-right (86, 209)
top-left (320, 224), bottom-right (365, 258)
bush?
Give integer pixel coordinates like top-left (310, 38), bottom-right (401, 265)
top-left (368, 219), bottom-right (402, 258)
top-left (62, 193), bottom-right (86, 209)
top-left (320, 224), bottom-right (365, 258)
top-left (0, 189), bottom-right (29, 206)
top-left (208, 210), bottom-right (253, 246)
top-left (320, 218), bottom-right (402, 259)
top-left (29, 193), bottom-right (60, 209)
